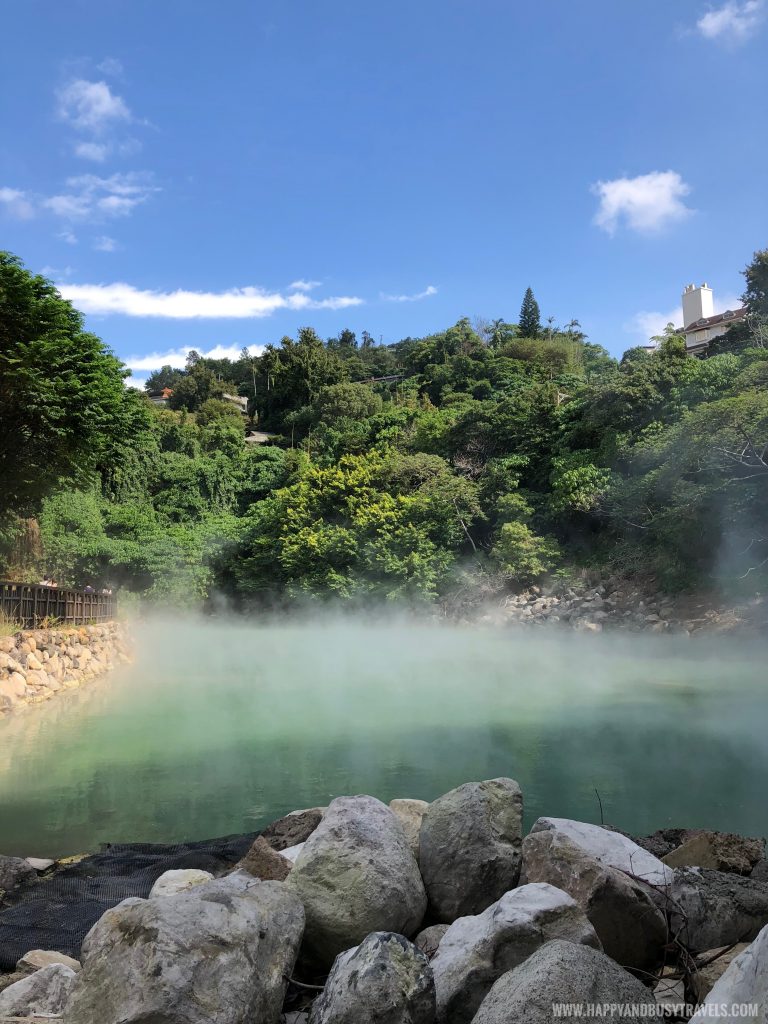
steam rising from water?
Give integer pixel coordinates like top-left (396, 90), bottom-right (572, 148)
top-left (0, 616), bottom-right (766, 857)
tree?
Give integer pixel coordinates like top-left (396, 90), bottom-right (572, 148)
top-left (0, 252), bottom-right (138, 520)
top-left (518, 287), bottom-right (541, 339)
top-left (144, 364), bottom-right (183, 393)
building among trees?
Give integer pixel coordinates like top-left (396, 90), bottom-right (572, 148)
top-left (680, 283), bottom-right (747, 355)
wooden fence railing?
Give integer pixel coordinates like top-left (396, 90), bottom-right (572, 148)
top-left (0, 582), bottom-right (118, 629)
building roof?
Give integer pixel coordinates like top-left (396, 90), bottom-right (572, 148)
top-left (681, 307), bottom-right (747, 334)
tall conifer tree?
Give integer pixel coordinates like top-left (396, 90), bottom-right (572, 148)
top-left (518, 287), bottom-right (541, 338)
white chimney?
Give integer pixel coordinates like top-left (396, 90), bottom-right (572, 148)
top-left (682, 283), bottom-right (714, 328)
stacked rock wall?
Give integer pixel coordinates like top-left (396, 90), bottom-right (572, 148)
top-left (0, 623), bottom-right (130, 714)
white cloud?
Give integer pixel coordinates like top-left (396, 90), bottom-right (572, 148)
top-left (697, 0), bottom-right (764, 42)
top-left (57, 79), bottom-right (131, 133)
top-left (381, 285), bottom-right (438, 303)
top-left (0, 187), bottom-right (35, 219)
top-left (3, 173), bottom-right (159, 223)
top-left (58, 230), bottom-right (79, 245)
top-left (74, 141), bottom-right (109, 162)
top-left (626, 307), bottom-right (682, 343)
top-left (93, 235), bottom-right (118, 252)
top-left (592, 171), bottom-right (693, 235)
top-left (58, 281), bottom-right (363, 318)
top-left (288, 279), bottom-right (322, 291)
top-left (125, 343), bottom-right (266, 373)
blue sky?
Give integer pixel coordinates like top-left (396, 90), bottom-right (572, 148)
top-left (1, 0), bottom-right (766, 384)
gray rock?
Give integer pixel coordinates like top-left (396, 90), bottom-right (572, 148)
top-left (529, 818), bottom-right (674, 887)
top-left (522, 825), bottom-right (667, 970)
top-left (287, 795), bottom-right (426, 967)
top-left (0, 962), bottom-right (77, 1017)
top-left (63, 872), bottom-right (304, 1024)
top-left (419, 779), bottom-right (523, 922)
top-left (690, 924), bottom-right (768, 1024)
top-left (148, 867), bottom-right (214, 897)
top-left (669, 869), bottom-right (768, 951)
top-left (309, 932), bottom-right (435, 1024)
top-left (752, 860), bottom-right (768, 882)
top-left (471, 939), bottom-right (656, 1024)
top-left (0, 854), bottom-right (36, 893)
top-left (431, 882), bottom-right (600, 1024)
top-left (390, 798), bottom-right (429, 857)
top-left (414, 924), bottom-right (449, 958)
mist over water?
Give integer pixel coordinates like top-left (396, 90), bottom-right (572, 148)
top-left (0, 617), bottom-right (766, 858)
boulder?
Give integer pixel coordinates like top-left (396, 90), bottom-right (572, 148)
top-left (521, 824), bottom-right (668, 970)
top-left (262, 807), bottom-right (324, 851)
top-left (309, 932), bottom-right (435, 1024)
top-left (692, 944), bottom-right (750, 1000)
top-left (0, 962), bottom-right (77, 1017)
top-left (287, 795), bottom-right (427, 967)
top-left (752, 860), bottom-right (768, 883)
top-left (669, 869), bottom-right (768, 951)
top-left (0, 674), bottom-right (27, 708)
top-left (529, 818), bottom-right (674, 887)
top-left (0, 854), bottom-right (36, 893)
top-left (389, 799), bottom-right (429, 857)
top-left (419, 779), bottom-right (523, 922)
top-left (63, 873), bottom-right (304, 1024)
top-left (690, 925), bottom-right (768, 1024)
top-left (414, 924), bottom-right (449, 958)
top-left (16, 948), bottom-right (82, 976)
top-left (471, 939), bottom-right (657, 1024)
top-left (236, 836), bottom-right (293, 880)
top-left (148, 868), bottom-right (214, 897)
top-left (431, 882), bottom-right (600, 1024)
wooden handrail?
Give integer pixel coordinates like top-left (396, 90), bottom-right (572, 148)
top-left (0, 581), bottom-right (118, 629)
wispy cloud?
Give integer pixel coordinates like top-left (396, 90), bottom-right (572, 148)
top-left (57, 70), bottom-right (144, 163)
top-left (74, 141), bottom-right (109, 163)
top-left (125, 343), bottom-right (265, 373)
top-left (93, 235), bottom-right (118, 252)
top-left (288, 279), bottom-right (322, 291)
top-left (96, 57), bottom-right (124, 77)
top-left (696, 0), bottom-right (764, 42)
top-left (0, 187), bottom-right (35, 220)
top-left (58, 281), bottom-right (363, 318)
top-left (0, 173), bottom-right (159, 224)
top-left (592, 171), bottom-right (693, 235)
top-left (381, 285), bottom-right (438, 303)
top-left (57, 79), bottom-right (131, 133)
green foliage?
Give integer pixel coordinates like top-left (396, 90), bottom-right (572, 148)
top-left (0, 252), bottom-right (143, 519)
top-left (6, 244), bottom-right (768, 608)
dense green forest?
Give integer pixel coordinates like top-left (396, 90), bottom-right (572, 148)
top-left (1, 248), bottom-right (767, 609)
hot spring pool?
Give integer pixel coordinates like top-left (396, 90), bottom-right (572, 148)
top-left (0, 618), bottom-right (766, 857)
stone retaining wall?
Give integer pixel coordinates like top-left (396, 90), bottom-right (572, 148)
top-left (0, 623), bottom-right (131, 714)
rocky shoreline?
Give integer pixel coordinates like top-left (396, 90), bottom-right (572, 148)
top-left (0, 622), bottom-right (131, 715)
top-left (471, 574), bottom-right (766, 635)
top-left (1, 781), bottom-right (767, 1023)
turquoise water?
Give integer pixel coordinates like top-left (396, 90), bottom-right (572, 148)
top-left (0, 619), bottom-right (766, 857)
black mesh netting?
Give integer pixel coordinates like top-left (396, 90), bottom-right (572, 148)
top-left (0, 832), bottom-right (257, 970)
